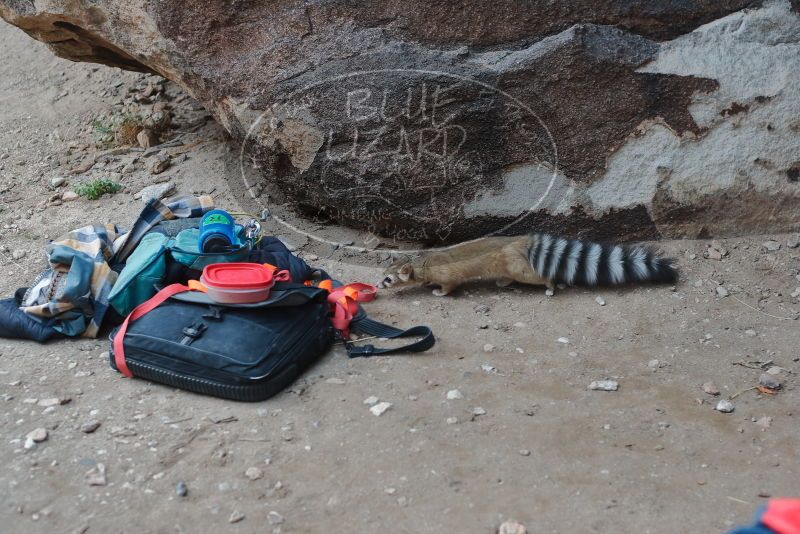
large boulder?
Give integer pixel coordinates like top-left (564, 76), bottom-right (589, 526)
top-left (2, 0), bottom-right (799, 243)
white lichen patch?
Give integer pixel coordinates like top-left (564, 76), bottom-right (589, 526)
top-left (464, 162), bottom-right (575, 217)
top-left (586, 0), bottom-right (800, 218)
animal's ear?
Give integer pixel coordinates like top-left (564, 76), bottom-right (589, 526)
top-left (398, 263), bottom-right (414, 281)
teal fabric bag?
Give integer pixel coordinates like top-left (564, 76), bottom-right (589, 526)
top-left (169, 228), bottom-right (250, 270)
top-left (108, 233), bottom-right (169, 316)
top-left (109, 227), bottom-right (250, 316)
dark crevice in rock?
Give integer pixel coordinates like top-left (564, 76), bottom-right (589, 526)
top-left (49, 21), bottom-right (153, 73)
top-left (787, 163), bottom-right (800, 182)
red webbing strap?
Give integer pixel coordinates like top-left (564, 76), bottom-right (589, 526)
top-left (113, 283), bottom-right (191, 377)
top-left (325, 283), bottom-right (377, 339)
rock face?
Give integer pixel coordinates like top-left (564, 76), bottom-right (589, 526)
top-left (2, 0), bottom-right (799, 244)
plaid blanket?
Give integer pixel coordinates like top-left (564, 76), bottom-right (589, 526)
top-left (113, 194), bottom-right (214, 262)
top-left (20, 195), bottom-right (213, 337)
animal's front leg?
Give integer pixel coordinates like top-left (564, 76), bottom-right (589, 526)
top-left (432, 284), bottom-right (457, 296)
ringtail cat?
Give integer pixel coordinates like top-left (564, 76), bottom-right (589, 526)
top-left (378, 233), bottom-right (677, 296)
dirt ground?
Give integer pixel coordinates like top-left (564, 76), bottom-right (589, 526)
top-left (1, 22), bottom-right (799, 534)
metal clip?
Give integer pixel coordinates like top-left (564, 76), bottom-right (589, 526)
top-left (243, 218), bottom-right (261, 246)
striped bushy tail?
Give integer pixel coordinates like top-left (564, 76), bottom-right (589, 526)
top-left (527, 233), bottom-right (677, 287)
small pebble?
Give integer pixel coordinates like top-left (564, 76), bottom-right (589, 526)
top-left (589, 380), bottom-right (618, 391)
top-left (446, 389), bottom-right (464, 400)
top-left (472, 407), bottom-right (486, 416)
top-left (648, 359), bottom-right (660, 370)
top-left (136, 128), bottom-right (157, 149)
top-left (26, 428), bottom-right (48, 442)
top-left (557, 337), bottom-right (569, 344)
top-left (267, 511), bottom-right (284, 525)
top-left (80, 420), bottom-right (101, 433)
top-left (135, 182), bottom-right (174, 201)
top-left (176, 481), bottom-right (188, 497)
top-left (325, 377), bottom-right (345, 385)
top-left (228, 510), bottom-right (245, 524)
top-left (544, 288), bottom-right (554, 297)
top-left (716, 399), bottom-right (735, 413)
top-left (50, 176), bottom-right (66, 188)
top-left (498, 520), bottom-right (528, 534)
top-left (702, 382), bottom-right (720, 396)
top-left (483, 343), bottom-right (494, 353)
top-left (758, 373), bottom-right (781, 390)
top-left (363, 396), bottom-right (379, 405)
top-left (62, 191), bottom-right (79, 202)
top-left (715, 286), bottom-right (729, 298)
top-left (595, 296), bottom-right (605, 306)
top-left (146, 152), bottom-right (172, 174)
top-left (787, 236), bottom-right (800, 249)
top-left (245, 467), bottom-right (263, 481)
top-left (762, 240), bottom-right (781, 251)
top-left (446, 417), bottom-right (458, 425)
top-left (519, 449), bottom-right (531, 457)
top-left (86, 463), bottom-right (107, 486)
top-left (370, 402), bottom-right (392, 416)
top-left (11, 249), bottom-right (26, 260)
top-left (481, 364), bottom-right (497, 374)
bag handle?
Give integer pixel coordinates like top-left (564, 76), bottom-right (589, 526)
top-left (113, 283), bottom-right (191, 377)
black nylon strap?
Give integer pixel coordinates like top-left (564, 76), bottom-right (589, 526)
top-left (345, 314), bottom-right (435, 357)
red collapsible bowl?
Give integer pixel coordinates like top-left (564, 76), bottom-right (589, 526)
top-left (201, 263), bottom-right (275, 304)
